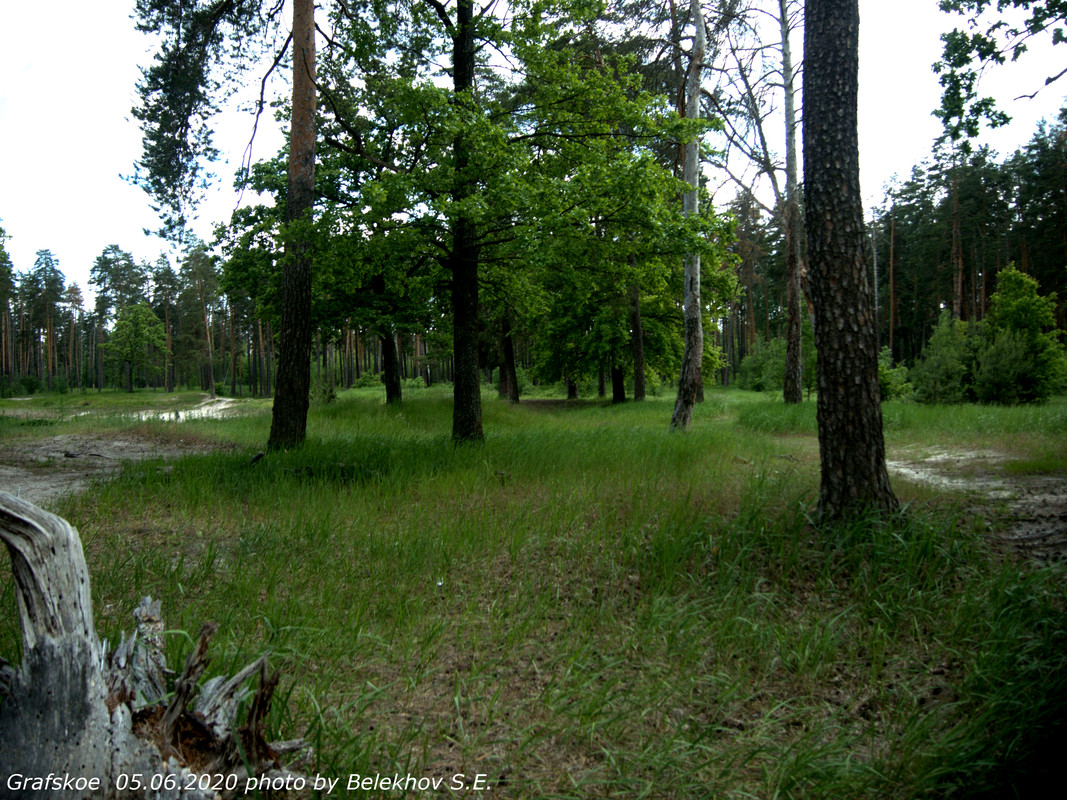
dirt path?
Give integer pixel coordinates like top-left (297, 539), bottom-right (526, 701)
top-left (887, 448), bottom-right (1067, 561)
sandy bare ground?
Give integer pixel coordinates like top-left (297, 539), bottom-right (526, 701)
top-left (0, 432), bottom-right (223, 509)
top-left (0, 396), bottom-right (242, 509)
top-left (888, 448), bottom-right (1067, 561)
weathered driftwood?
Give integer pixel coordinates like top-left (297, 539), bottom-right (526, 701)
top-left (0, 492), bottom-right (307, 798)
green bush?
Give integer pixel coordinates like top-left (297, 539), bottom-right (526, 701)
top-left (16, 375), bottom-right (42, 396)
top-left (983, 267), bottom-right (1066, 403)
top-left (975, 330), bottom-right (1033, 405)
top-left (911, 311), bottom-right (971, 404)
top-left (738, 338), bottom-right (787, 392)
top-left (912, 269), bottom-right (1067, 406)
top-left (352, 373), bottom-right (383, 389)
top-left (878, 346), bottom-right (913, 401)
top-left (975, 328), bottom-right (1067, 404)
top-left (909, 269), bottom-right (1067, 407)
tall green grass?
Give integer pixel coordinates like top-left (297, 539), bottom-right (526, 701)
top-left (1, 387), bottom-right (1064, 798)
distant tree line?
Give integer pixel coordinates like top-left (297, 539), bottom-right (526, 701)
top-left (0, 229), bottom-right (473, 398)
top-left (727, 106), bottom-right (1067, 397)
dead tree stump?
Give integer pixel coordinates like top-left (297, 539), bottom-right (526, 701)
top-left (0, 492), bottom-right (306, 798)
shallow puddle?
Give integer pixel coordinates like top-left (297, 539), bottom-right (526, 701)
top-left (888, 448), bottom-right (1067, 561)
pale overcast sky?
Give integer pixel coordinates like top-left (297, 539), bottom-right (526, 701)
top-left (0, 1), bottom-right (1063, 304)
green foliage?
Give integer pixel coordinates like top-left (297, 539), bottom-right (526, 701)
top-left (980, 267), bottom-right (1066, 403)
top-left (974, 329), bottom-right (1034, 404)
top-left (988, 264), bottom-right (1058, 333)
top-left (738, 337), bottom-right (788, 392)
top-left (936, 0), bottom-right (1065, 145)
top-left (738, 323), bottom-right (819, 398)
top-left (10, 375), bottom-right (42, 396)
top-left (104, 303), bottom-right (170, 392)
top-left (878, 346), bottom-right (914, 402)
top-left (912, 269), bottom-right (1066, 405)
top-left (911, 311), bottom-right (973, 404)
top-left (90, 245), bottom-right (148, 319)
top-left (132, 0), bottom-right (272, 239)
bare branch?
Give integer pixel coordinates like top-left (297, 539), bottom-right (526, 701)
top-left (237, 32), bottom-right (292, 207)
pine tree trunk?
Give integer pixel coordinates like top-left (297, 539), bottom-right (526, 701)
top-left (611, 365), bottom-right (626, 404)
top-left (803, 0), bottom-right (898, 521)
top-left (97, 321), bottom-right (104, 392)
top-left (889, 213), bottom-right (896, 357)
top-left (951, 166), bottom-right (964, 320)
top-left (197, 279), bottom-right (216, 400)
top-left (670, 0), bottom-right (707, 431)
top-left (269, 0), bottom-right (316, 450)
top-left (230, 305), bottom-right (237, 397)
top-left (164, 302), bottom-right (174, 392)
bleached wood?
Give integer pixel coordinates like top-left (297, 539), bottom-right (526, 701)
top-left (0, 492), bottom-right (308, 798)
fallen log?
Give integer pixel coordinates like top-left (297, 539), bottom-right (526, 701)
top-left (0, 492), bottom-right (307, 798)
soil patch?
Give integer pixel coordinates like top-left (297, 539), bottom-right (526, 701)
top-left (0, 432), bottom-right (223, 509)
top-left (888, 447), bottom-right (1067, 561)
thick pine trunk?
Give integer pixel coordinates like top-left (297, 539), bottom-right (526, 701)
top-left (803, 0), bottom-right (898, 521)
top-left (269, 0), bottom-right (316, 450)
top-left (611, 365), bottom-right (626, 404)
top-left (671, 0), bottom-right (706, 431)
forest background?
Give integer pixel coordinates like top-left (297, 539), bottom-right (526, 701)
top-left (0, 0), bottom-right (1064, 407)
top-left (1, 1), bottom-right (1067, 795)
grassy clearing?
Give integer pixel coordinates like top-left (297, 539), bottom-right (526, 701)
top-left (1, 387), bottom-right (1065, 798)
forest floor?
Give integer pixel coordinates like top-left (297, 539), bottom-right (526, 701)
top-left (887, 447), bottom-right (1067, 561)
top-left (0, 395), bottom-right (240, 507)
top-left (2, 389), bottom-right (1065, 798)
top-left (0, 431), bottom-right (221, 507)
top-left (6, 425), bottom-right (1062, 561)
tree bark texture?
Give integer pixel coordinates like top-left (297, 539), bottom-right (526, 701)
top-left (803, 0), bottom-right (898, 521)
top-left (630, 280), bottom-right (646, 402)
top-left (269, 0), bottom-right (316, 450)
top-left (0, 493), bottom-right (304, 798)
top-left (780, 0), bottom-right (804, 405)
top-left (380, 332), bottom-right (403, 404)
top-left (670, 0), bottom-right (707, 431)
top-left (611, 365), bottom-right (626, 404)
top-left (449, 0), bottom-right (484, 442)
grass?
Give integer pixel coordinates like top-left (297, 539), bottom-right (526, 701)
top-left (1, 385), bottom-right (1065, 798)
